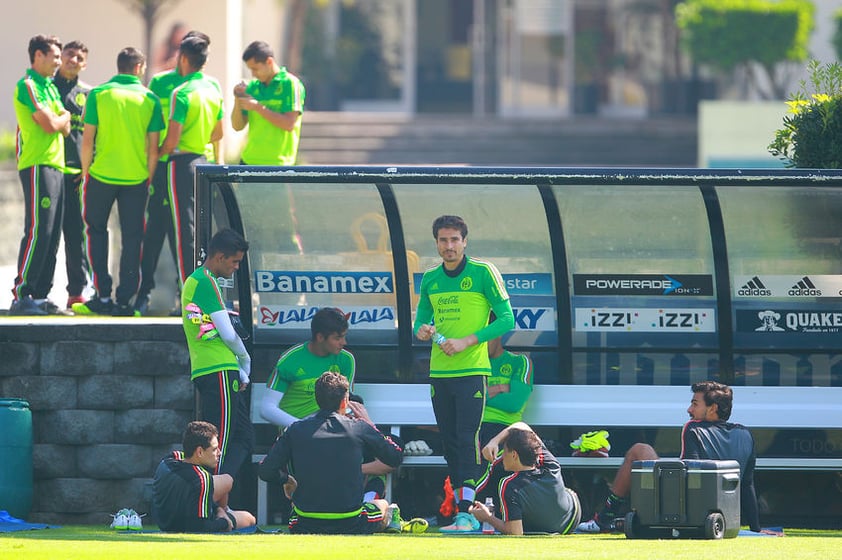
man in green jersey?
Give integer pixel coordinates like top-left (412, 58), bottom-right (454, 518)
top-left (480, 331), bottom-right (534, 447)
top-left (10, 35), bottom-right (71, 316)
top-left (413, 214), bottom-right (515, 532)
top-left (136, 30), bottom-right (212, 317)
top-left (73, 47), bottom-right (163, 317)
top-left (182, 228), bottom-right (253, 479)
top-left (232, 40), bottom-right (305, 165)
top-left (261, 307), bottom-right (356, 427)
top-left (159, 33), bottom-right (223, 286)
top-left (54, 40), bottom-right (90, 310)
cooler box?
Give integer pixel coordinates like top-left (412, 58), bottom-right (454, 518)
top-left (625, 458), bottom-right (740, 539)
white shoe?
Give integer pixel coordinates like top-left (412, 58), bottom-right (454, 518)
top-left (127, 509), bottom-right (145, 531)
top-left (110, 509), bottom-right (129, 530)
top-left (576, 518), bottom-right (602, 533)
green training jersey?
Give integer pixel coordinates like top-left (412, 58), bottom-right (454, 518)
top-left (483, 350), bottom-right (534, 425)
top-left (169, 71), bottom-right (223, 155)
top-left (13, 68), bottom-right (65, 171)
top-left (84, 74), bottom-right (164, 185)
top-left (240, 67), bottom-right (305, 165)
top-left (148, 69), bottom-right (183, 162)
top-left (414, 257), bottom-right (511, 378)
top-left (182, 266), bottom-right (238, 379)
top-left (267, 343), bottom-right (355, 419)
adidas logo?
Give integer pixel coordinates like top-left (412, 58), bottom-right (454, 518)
top-left (788, 276), bottom-right (821, 296)
top-left (473, 390), bottom-right (483, 399)
top-left (737, 276), bottom-right (771, 296)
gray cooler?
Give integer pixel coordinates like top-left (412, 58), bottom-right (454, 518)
top-left (625, 458), bottom-right (740, 539)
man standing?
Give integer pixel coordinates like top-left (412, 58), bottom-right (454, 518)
top-left (153, 421), bottom-right (256, 532)
top-left (182, 228), bottom-right (253, 480)
top-left (232, 40), bottom-right (305, 165)
top-left (413, 214), bottom-right (515, 532)
top-left (258, 372), bottom-right (407, 534)
top-left (135, 30), bottom-right (212, 317)
top-left (10, 35), bottom-right (71, 316)
top-left (73, 47), bottom-right (163, 317)
top-left (576, 380), bottom-right (763, 533)
top-left (53, 40), bottom-right (90, 310)
top-left (160, 33), bottom-right (224, 285)
top-left (471, 422), bottom-right (581, 535)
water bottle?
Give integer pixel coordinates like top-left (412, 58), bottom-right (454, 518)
top-left (432, 332), bottom-right (446, 346)
top-left (481, 497), bottom-right (495, 534)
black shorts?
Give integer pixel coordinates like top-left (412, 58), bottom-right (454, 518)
top-left (289, 502), bottom-right (383, 535)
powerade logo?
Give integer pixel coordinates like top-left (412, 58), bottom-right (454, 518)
top-left (737, 276), bottom-right (771, 297)
top-left (789, 276), bottom-right (822, 297)
top-left (255, 271), bottom-right (393, 293)
top-left (573, 274), bottom-right (713, 296)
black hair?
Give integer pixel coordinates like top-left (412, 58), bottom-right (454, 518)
top-left (691, 380), bottom-right (733, 421)
top-left (208, 228), bottom-right (249, 258)
top-left (432, 215), bottom-right (468, 239)
top-left (242, 40), bottom-right (274, 63)
top-left (314, 371), bottom-right (349, 412)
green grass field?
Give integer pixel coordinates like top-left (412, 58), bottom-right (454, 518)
top-left (2, 526), bottom-right (841, 560)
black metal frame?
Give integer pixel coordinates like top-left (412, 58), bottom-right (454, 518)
top-left (195, 165), bottom-right (842, 384)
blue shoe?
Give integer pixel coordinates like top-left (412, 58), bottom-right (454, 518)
top-left (439, 511), bottom-right (480, 533)
top-left (9, 295), bottom-right (48, 316)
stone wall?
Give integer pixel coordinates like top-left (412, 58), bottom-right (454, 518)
top-left (0, 319), bottom-right (193, 525)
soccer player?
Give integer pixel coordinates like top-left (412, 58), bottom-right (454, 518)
top-left (260, 307), bottom-right (355, 427)
top-left (232, 40), bottom-right (305, 165)
top-left (576, 380), bottom-right (762, 533)
top-left (53, 40), bottom-right (90, 310)
top-left (480, 329), bottom-right (534, 447)
top-left (182, 228), bottom-right (253, 479)
top-left (471, 422), bottom-right (581, 535)
top-left (153, 421), bottom-right (256, 532)
top-left (74, 47), bottom-right (163, 317)
top-left (159, 33), bottom-right (223, 286)
top-left (413, 214), bottom-right (515, 532)
top-left (258, 371), bottom-right (407, 534)
top-left (10, 35), bottom-right (71, 316)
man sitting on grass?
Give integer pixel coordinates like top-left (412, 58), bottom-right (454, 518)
top-left (258, 371), bottom-right (423, 534)
top-left (152, 421), bottom-right (256, 532)
top-left (470, 421), bottom-right (582, 535)
top-left (576, 380), bottom-right (762, 533)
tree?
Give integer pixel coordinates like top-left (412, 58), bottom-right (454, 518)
top-left (675, 0), bottom-right (814, 99)
top-left (117, 0), bottom-right (183, 81)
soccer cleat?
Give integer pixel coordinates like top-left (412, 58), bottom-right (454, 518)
top-left (113, 303), bottom-right (141, 317)
top-left (439, 511), bottom-right (480, 533)
top-left (39, 299), bottom-right (73, 316)
top-left (133, 294), bottom-right (150, 316)
top-left (570, 430), bottom-right (611, 457)
top-left (576, 518), bottom-right (603, 533)
top-left (385, 504), bottom-right (403, 533)
top-left (66, 295), bottom-right (85, 309)
top-left (401, 517), bottom-right (429, 533)
top-left (9, 296), bottom-right (48, 316)
top-left (72, 298), bottom-right (115, 316)
top-left (110, 509), bottom-right (129, 530)
top-left (127, 509), bottom-right (145, 531)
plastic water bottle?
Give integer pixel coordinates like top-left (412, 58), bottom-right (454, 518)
top-left (481, 497), bottom-right (495, 534)
top-left (432, 333), bottom-right (446, 346)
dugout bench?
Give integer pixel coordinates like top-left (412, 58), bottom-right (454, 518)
top-left (249, 383), bottom-right (842, 525)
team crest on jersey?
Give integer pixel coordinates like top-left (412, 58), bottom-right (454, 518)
top-left (40, 197), bottom-right (51, 209)
top-left (500, 364), bottom-right (512, 376)
top-left (460, 277), bottom-right (473, 290)
top-left (74, 92), bottom-right (86, 106)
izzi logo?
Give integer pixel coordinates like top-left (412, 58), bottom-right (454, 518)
top-left (789, 276), bottom-right (822, 297)
top-left (737, 276), bottom-right (771, 297)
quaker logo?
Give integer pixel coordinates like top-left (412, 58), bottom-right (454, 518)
top-left (789, 276), bottom-right (822, 297)
top-left (737, 276), bottom-right (771, 297)
top-left (573, 274), bottom-right (713, 296)
top-left (255, 271), bottom-right (393, 293)
top-left (736, 309), bottom-right (842, 333)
